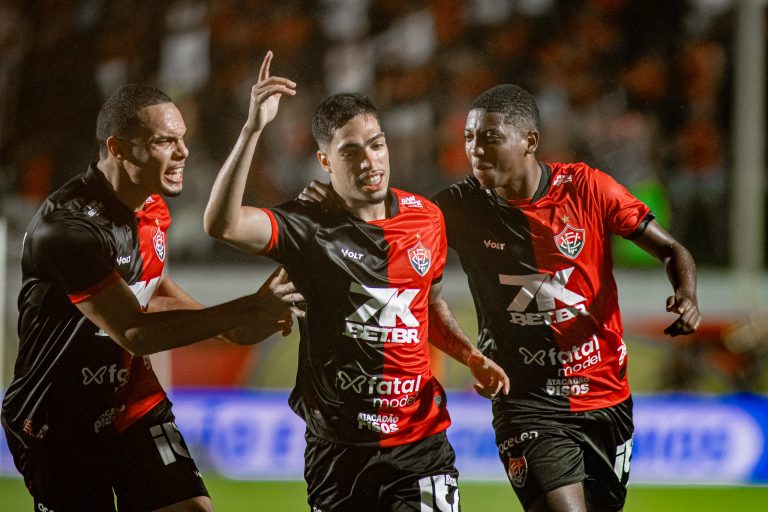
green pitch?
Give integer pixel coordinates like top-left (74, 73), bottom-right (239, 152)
top-left (2, 475), bottom-right (767, 510)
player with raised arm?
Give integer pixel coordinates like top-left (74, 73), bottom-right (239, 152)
top-left (2, 84), bottom-right (303, 512)
top-left (204, 51), bottom-right (509, 511)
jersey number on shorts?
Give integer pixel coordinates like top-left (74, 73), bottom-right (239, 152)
top-left (613, 438), bottom-right (633, 484)
top-left (151, 421), bottom-right (191, 465)
top-left (418, 474), bottom-right (460, 512)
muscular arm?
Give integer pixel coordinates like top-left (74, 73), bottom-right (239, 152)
top-left (204, 51), bottom-right (296, 253)
top-left (147, 273), bottom-right (204, 312)
top-left (76, 268), bottom-right (303, 356)
top-left (428, 282), bottom-right (510, 398)
top-left (631, 220), bottom-right (702, 336)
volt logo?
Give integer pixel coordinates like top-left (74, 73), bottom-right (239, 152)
top-left (347, 283), bottom-right (418, 327)
top-left (341, 248), bottom-right (364, 260)
top-left (151, 421), bottom-right (191, 465)
top-left (484, 239), bottom-right (505, 250)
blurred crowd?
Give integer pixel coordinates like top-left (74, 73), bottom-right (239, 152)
top-left (0, 0), bottom-right (747, 265)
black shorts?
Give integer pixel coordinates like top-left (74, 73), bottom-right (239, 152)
top-left (5, 399), bottom-right (208, 512)
top-left (493, 397), bottom-right (633, 512)
top-left (304, 429), bottom-right (461, 512)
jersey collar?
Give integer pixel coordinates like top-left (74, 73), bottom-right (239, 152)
top-left (83, 163), bottom-right (136, 218)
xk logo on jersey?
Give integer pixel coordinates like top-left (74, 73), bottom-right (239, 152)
top-left (498, 267), bottom-right (587, 326)
top-left (407, 241), bottom-right (431, 276)
top-left (554, 224), bottom-right (585, 259)
top-left (344, 283), bottom-right (421, 343)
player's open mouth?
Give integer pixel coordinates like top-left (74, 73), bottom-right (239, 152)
top-left (360, 173), bottom-right (383, 188)
top-left (165, 167), bottom-right (184, 184)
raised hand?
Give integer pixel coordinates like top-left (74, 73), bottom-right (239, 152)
top-left (245, 51), bottom-right (297, 134)
top-left (231, 266), bottom-right (305, 344)
top-left (298, 180), bottom-right (344, 209)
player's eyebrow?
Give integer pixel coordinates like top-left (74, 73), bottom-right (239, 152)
top-left (338, 133), bottom-right (385, 152)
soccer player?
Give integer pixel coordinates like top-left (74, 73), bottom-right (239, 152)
top-left (204, 51), bottom-right (509, 511)
top-left (432, 84), bottom-right (701, 512)
top-left (1, 84), bottom-right (303, 512)
top-left (302, 84), bottom-right (702, 512)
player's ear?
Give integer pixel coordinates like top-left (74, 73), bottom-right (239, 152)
top-left (525, 130), bottom-right (539, 154)
top-left (316, 150), bottom-right (332, 175)
top-left (106, 135), bottom-right (127, 161)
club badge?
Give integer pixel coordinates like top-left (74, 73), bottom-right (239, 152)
top-left (408, 241), bottom-right (431, 277)
top-left (153, 227), bottom-right (166, 262)
top-left (554, 224), bottom-right (585, 259)
top-left (507, 455), bottom-right (528, 488)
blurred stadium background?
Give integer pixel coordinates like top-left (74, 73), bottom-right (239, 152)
top-left (1, 0), bottom-right (768, 510)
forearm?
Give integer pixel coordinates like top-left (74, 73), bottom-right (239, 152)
top-left (428, 299), bottom-right (480, 365)
top-left (203, 126), bottom-right (262, 240)
top-left (122, 293), bottom-right (262, 355)
top-left (664, 243), bottom-right (698, 298)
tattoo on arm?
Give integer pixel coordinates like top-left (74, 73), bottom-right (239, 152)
top-left (428, 299), bottom-right (473, 364)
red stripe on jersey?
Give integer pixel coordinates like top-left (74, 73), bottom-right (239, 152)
top-left (68, 272), bottom-right (121, 304)
top-left (377, 189), bottom-right (451, 447)
top-left (113, 196), bottom-right (169, 430)
top-left (526, 163), bottom-right (645, 411)
top-left (114, 391), bottom-right (166, 433)
top-left (259, 208), bottom-right (279, 254)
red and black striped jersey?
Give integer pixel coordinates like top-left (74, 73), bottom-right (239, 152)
top-left (2, 165), bottom-right (167, 447)
top-left (433, 162), bottom-right (652, 413)
top-left (261, 188), bottom-right (451, 447)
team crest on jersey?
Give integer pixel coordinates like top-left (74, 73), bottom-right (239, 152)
top-left (554, 224), bottom-right (585, 259)
top-left (408, 241), bottom-right (431, 276)
top-left (507, 456), bottom-right (528, 487)
top-left (153, 227), bottom-right (166, 261)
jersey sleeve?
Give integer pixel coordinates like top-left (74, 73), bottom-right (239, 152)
top-left (591, 169), bottom-right (652, 238)
top-left (260, 200), bottom-right (319, 265)
top-left (429, 202), bottom-right (448, 284)
top-left (431, 181), bottom-right (468, 250)
top-left (29, 214), bottom-right (117, 296)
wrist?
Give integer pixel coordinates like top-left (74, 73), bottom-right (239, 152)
top-left (466, 350), bottom-right (484, 367)
top-left (242, 123), bottom-right (263, 138)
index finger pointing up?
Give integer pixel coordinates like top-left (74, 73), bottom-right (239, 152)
top-left (259, 50), bottom-right (273, 81)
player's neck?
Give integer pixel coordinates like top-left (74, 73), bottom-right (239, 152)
top-left (348, 202), bottom-right (387, 222)
top-left (97, 159), bottom-right (150, 212)
top-left (495, 159), bottom-right (542, 201)
top-left (344, 193), bottom-right (389, 222)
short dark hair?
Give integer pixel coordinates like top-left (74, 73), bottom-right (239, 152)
top-left (96, 84), bottom-right (173, 157)
top-left (311, 93), bottom-right (381, 149)
top-left (470, 84), bottom-right (540, 133)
